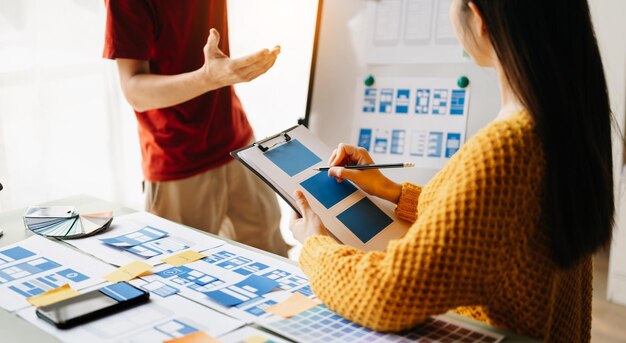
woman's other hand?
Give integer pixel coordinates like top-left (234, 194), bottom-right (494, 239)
top-left (289, 190), bottom-right (328, 244)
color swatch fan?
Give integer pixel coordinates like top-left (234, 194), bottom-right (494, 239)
top-left (23, 206), bottom-right (113, 239)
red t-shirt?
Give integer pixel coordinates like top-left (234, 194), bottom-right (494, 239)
top-left (103, 0), bottom-right (253, 182)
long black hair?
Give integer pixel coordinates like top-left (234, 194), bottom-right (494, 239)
top-left (463, 0), bottom-right (614, 268)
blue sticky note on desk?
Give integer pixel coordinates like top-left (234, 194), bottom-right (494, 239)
top-left (204, 275), bottom-right (279, 307)
top-left (264, 139), bottom-right (322, 177)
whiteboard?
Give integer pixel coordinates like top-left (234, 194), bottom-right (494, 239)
top-left (309, 0), bottom-right (500, 185)
top-left (228, 0), bottom-right (320, 139)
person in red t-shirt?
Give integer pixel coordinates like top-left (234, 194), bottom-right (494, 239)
top-left (103, 0), bottom-right (289, 256)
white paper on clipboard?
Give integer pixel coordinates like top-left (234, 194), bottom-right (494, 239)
top-left (231, 125), bottom-right (410, 251)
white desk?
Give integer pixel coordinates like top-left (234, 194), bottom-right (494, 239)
top-left (0, 195), bottom-right (539, 342)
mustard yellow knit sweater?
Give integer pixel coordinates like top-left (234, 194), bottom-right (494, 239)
top-left (299, 111), bottom-right (592, 342)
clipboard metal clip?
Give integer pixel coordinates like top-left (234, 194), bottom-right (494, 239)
top-left (256, 133), bottom-right (292, 152)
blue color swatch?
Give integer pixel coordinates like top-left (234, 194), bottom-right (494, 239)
top-left (300, 172), bottom-right (358, 209)
top-left (264, 139), bottom-right (322, 177)
top-left (336, 198), bottom-right (393, 243)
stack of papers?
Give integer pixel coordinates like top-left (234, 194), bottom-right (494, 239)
top-left (23, 206), bottom-right (113, 239)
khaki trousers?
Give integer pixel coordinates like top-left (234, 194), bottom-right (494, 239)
top-left (144, 160), bottom-right (290, 257)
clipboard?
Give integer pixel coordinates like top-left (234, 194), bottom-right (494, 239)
top-left (231, 125), bottom-right (409, 251)
top-left (231, 126), bottom-right (302, 215)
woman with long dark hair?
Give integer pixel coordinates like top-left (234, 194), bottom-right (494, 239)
top-left (289, 0), bottom-right (614, 341)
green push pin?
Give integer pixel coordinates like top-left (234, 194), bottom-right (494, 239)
top-left (457, 75), bottom-right (470, 88)
top-left (364, 74), bottom-right (375, 87)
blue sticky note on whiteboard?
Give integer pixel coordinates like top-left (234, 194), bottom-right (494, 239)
top-left (264, 139), bottom-right (322, 176)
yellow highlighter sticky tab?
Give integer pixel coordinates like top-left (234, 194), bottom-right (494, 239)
top-left (265, 293), bottom-right (321, 318)
top-left (26, 284), bottom-right (80, 307)
top-left (161, 250), bottom-right (207, 266)
top-left (103, 260), bottom-right (152, 283)
top-left (244, 335), bottom-right (269, 343)
top-left (163, 331), bottom-right (221, 343)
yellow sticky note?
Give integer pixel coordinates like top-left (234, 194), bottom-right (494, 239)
top-left (161, 250), bottom-right (207, 266)
top-left (103, 260), bottom-right (152, 283)
top-left (163, 331), bottom-right (221, 343)
top-left (26, 284), bottom-right (80, 307)
top-left (265, 293), bottom-right (321, 318)
top-left (244, 335), bottom-right (269, 343)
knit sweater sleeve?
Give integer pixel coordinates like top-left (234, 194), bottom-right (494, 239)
top-left (395, 182), bottom-right (422, 222)
top-left (299, 127), bottom-right (521, 332)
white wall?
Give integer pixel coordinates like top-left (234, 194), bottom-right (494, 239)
top-left (589, 0), bottom-right (626, 306)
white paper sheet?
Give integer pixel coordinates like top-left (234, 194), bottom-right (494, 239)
top-left (235, 125), bottom-right (410, 251)
top-left (65, 211), bottom-right (225, 266)
top-left (0, 235), bottom-right (114, 311)
top-left (16, 291), bottom-right (244, 343)
top-left (140, 243), bottom-right (314, 323)
top-left (364, 0), bottom-right (467, 64)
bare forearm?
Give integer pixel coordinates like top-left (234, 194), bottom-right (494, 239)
top-left (122, 68), bottom-right (221, 112)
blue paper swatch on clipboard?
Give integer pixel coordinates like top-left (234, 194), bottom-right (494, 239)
top-left (336, 198), bottom-right (393, 243)
top-left (264, 139), bottom-right (322, 176)
top-left (300, 172), bottom-right (358, 209)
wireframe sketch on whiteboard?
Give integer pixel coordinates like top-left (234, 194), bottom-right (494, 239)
top-left (365, 0), bottom-right (467, 64)
top-left (352, 76), bottom-right (471, 172)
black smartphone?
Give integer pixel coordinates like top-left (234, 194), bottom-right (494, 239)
top-left (36, 282), bottom-right (150, 329)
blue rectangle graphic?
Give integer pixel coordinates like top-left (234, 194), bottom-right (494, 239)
top-left (264, 139), bottom-right (322, 177)
top-left (100, 282), bottom-right (144, 302)
top-left (445, 133), bottom-right (462, 158)
top-left (390, 130), bottom-right (406, 155)
top-left (0, 247), bottom-right (36, 262)
top-left (395, 89), bottom-right (410, 114)
top-left (336, 198), bottom-right (393, 243)
top-left (100, 226), bottom-right (168, 247)
top-left (0, 258), bottom-right (61, 284)
top-left (357, 129), bottom-right (372, 151)
top-left (450, 90), bottom-right (466, 115)
top-left (300, 172), bottom-right (358, 209)
top-left (379, 89), bottom-right (394, 113)
top-left (427, 132), bottom-right (444, 158)
top-left (362, 88), bottom-right (377, 113)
